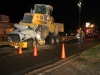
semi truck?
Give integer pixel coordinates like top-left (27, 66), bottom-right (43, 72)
top-left (8, 4), bottom-right (64, 49)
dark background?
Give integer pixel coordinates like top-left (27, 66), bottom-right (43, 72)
top-left (0, 0), bottom-right (100, 31)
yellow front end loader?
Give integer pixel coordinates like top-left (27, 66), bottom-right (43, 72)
top-left (8, 4), bottom-right (64, 49)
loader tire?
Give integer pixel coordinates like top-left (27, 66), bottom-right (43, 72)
top-left (55, 37), bottom-right (59, 44)
top-left (55, 33), bottom-right (60, 44)
top-left (41, 26), bottom-right (49, 39)
top-left (49, 35), bottom-right (55, 45)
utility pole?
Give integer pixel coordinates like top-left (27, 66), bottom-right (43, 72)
top-left (77, 0), bottom-right (82, 28)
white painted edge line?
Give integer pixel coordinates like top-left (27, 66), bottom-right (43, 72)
top-left (25, 53), bottom-right (80, 75)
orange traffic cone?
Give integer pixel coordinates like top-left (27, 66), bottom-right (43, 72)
top-left (19, 44), bottom-right (22, 54)
top-left (33, 45), bottom-right (38, 56)
top-left (61, 43), bottom-right (66, 58)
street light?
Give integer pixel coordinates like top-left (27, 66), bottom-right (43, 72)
top-left (77, 2), bottom-right (82, 28)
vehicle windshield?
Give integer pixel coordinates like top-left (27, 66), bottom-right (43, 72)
top-left (35, 5), bottom-right (46, 14)
top-left (22, 15), bottom-right (33, 23)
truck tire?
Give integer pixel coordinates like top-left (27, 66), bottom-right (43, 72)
top-left (27, 39), bottom-right (34, 50)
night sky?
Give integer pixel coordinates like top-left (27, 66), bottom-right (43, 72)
top-left (0, 0), bottom-right (100, 31)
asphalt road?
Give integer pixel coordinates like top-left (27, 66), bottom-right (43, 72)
top-left (0, 38), bottom-right (100, 75)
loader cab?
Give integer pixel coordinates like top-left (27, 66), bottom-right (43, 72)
top-left (21, 4), bottom-right (53, 24)
top-left (34, 4), bottom-right (46, 14)
top-left (34, 4), bottom-right (53, 21)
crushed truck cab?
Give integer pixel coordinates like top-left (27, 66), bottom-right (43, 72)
top-left (8, 4), bottom-right (64, 49)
